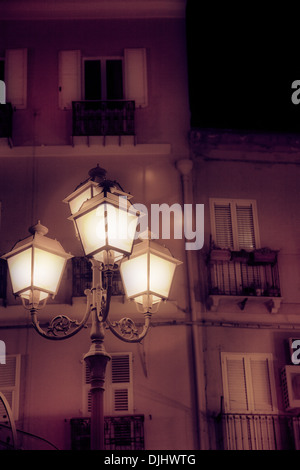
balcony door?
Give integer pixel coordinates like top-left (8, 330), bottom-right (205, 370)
top-left (221, 352), bottom-right (280, 450)
top-left (83, 58), bottom-right (123, 101)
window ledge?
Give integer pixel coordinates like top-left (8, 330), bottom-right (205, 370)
top-left (0, 142), bottom-right (171, 157)
top-left (208, 294), bottom-right (283, 314)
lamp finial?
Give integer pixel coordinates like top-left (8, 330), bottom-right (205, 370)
top-left (88, 164), bottom-right (107, 183)
top-left (28, 221), bottom-right (49, 236)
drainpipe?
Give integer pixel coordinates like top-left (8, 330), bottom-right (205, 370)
top-left (176, 158), bottom-right (209, 450)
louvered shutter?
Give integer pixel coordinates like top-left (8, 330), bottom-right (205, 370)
top-left (212, 202), bottom-right (234, 249)
top-left (111, 354), bottom-right (133, 414)
top-left (210, 199), bottom-right (260, 250)
top-left (250, 357), bottom-right (274, 412)
top-left (83, 353), bottom-right (133, 416)
top-left (236, 203), bottom-right (256, 250)
top-left (58, 50), bottom-right (81, 109)
top-left (5, 49), bottom-right (27, 109)
top-left (222, 353), bottom-right (276, 414)
top-left (222, 355), bottom-right (249, 412)
top-left (124, 48), bottom-right (148, 108)
top-left (0, 355), bottom-right (21, 422)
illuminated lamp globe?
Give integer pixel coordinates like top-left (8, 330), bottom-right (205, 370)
top-left (1, 222), bottom-right (73, 308)
top-left (120, 239), bottom-right (182, 313)
top-left (67, 180), bottom-right (139, 266)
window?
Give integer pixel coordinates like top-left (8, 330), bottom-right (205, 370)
top-left (210, 198), bottom-right (260, 250)
top-left (221, 352), bottom-right (277, 414)
top-left (220, 352), bottom-right (281, 450)
top-left (0, 354), bottom-right (21, 422)
top-left (59, 48), bottom-right (147, 109)
top-left (83, 352), bottom-right (133, 416)
top-left (83, 58), bottom-right (123, 101)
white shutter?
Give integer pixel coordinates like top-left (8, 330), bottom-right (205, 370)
top-left (221, 353), bottom-right (276, 414)
top-left (210, 198), bottom-right (260, 250)
top-left (250, 357), bottom-right (274, 412)
top-left (58, 50), bottom-right (81, 109)
top-left (0, 355), bottom-right (21, 422)
top-left (111, 354), bottom-right (133, 414)
top-left (5, 49), bottom-right (27, 109)
top-left (236, 203), bottom-right (256, 250)
top-left (124, 48), bottom-right (148, 108)
top-left (212, 202), bottom-right (234, 249)
top-left (222, 355), bottom-right (249, 412)
top-left (83, 352), bottom-right (133, 416)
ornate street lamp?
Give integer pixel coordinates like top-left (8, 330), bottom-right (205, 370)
top-left (1, 165), bottom-right (182, 450)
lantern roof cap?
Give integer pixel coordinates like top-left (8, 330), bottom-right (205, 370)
top-left (130, 237), bottom-right (183, 265)
top-left (2, 221), bottom-right (73, 260)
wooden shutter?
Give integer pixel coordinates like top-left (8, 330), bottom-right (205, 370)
top-left (0, 355), bottom-right (21, 422)
top-left (236, 203), bottom-right (256, 250)
top-left (83, 352), bottom-right (133, 416)
top-left (5, 49), bottom-right (27, 109)
top-left (111, 354), bottom-right (133, 414)
top-left (212, 202), bottom-right (234, 249)
top-left (221, 353), bottom-right (276, 414)
top-left (210, 198), bottom-right (260, 250)
top-left (249, 357), bottom-right (274, 412)
top-left (222, 354), bottom-right (249, 412)
top-left (124, 48), bottom-right (148, 108)
top-left (58, 50), bottom-right (81, 109)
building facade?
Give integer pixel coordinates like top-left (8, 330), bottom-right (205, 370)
top-left (0, 0), bottom-right (197, 450)
top-left (1, 0), bottom-right (300, 452)
top-left (189, 129), bottom-right (300, 450)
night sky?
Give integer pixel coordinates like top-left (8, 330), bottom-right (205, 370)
top-left (186, 2), bottom-right (300, 133)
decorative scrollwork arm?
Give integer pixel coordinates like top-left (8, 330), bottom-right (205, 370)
top-left (106, 313), bottom-right (152, 343)
top-left (30, 290), bottom-right (93, 341)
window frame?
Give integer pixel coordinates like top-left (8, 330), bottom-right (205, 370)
top-left (82, 56), bottom-right (124, 101)
top-left (209, 198), bottom-right (261, 251)
top-left (221, 352), bottom-right (278, 414)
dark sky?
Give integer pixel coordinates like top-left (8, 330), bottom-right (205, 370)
top-left (186, 2), bottom-right (300, 133)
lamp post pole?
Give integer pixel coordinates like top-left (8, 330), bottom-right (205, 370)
top-left (84, 317), bottom-right (110, 450)
top-left (83, 258), bottom-right (111, 451)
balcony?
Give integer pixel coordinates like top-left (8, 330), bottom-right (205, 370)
top-left (215, 413), bottom-right (300, 450)
top-left (208, 247), bottom-right (282, 313)
top-left (72, 100), bottom-right (135, 146)
top-left (70, 415), bottom-right (144, 450)
top-left (0, 103), bottom-right (13, 147)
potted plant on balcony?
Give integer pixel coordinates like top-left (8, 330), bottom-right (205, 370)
top-left (209, 241), bottom-right (231, 262)
top-left (252, 248), bottom-right (278, 264)
top-left (230, 249), bottom-right (250, 263)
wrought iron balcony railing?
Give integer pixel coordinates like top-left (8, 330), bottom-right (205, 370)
top-left (72, 100), bottom-right (135, 145)
top-left (70, 415), bottom-right (144, 450)
top-left (207, 246), bottom-right (282, 313)
top-left (215, 413), bottom-right (300, 450)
